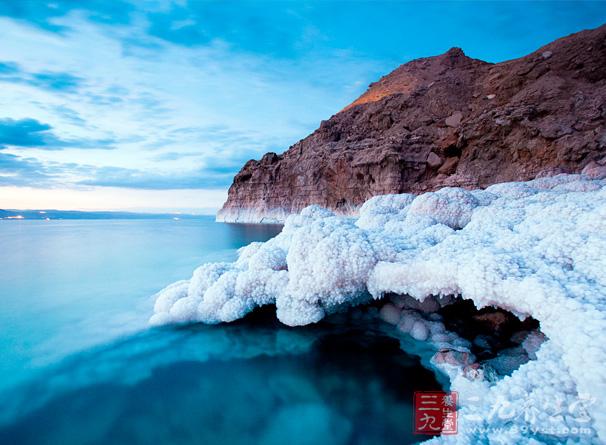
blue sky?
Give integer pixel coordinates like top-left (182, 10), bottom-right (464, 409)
top-left (0, 0), bottom-right (605, 212)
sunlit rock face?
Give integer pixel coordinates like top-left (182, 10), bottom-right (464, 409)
top-left (218, 24), bottom-right (606, 223)
top-left (154, 173), bottom-right (606, 444)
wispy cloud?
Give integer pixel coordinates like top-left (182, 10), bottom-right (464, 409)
top-left (152, 151), bottom-right (201, 162)
top-left (0, 61), bottom-right (19, 75)
top-left (29, 71), bottom-right (83, 92)
top-left (0, 150), bottom-right (234, 190)
top-left (78, 165), bottom-right (232, 190)
top-left (0, 0), bottom-right (134, 32)
top-left (0, 118), bottom-right (115, 150)
top-left (0, 3), bottom-right (388, 198)
top-left (1, 0), bottom-right (605, 210)
top-left (0, 152), bottom-right (57, 186)
top-left (0, 60), bottom-right (83, 93)
top-left (0, 118), bottom-right (53, 148)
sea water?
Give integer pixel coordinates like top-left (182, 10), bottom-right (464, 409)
top-left (0, 217), bottom-right (441, 445)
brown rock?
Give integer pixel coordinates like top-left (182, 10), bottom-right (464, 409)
top-left (445, 111), bottom-right (463, 127)
top-left (218, 25), bottom-right (606, 223)
top-left (472, 311), bottom-right (516, 334)
top-left (438, 157), bottom-right (459, 175)
top-left (582, 160), bottom-right (606, 179)
top-left (426, 152), bottom-right (443, 168)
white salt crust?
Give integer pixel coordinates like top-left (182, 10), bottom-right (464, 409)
top-left (151, 174), bottom-right (606, 444)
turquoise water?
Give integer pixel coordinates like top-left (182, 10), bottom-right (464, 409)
top-left (0, 218), bottom-right (281, 389)
top-left (0, 218), bottom-right (441, 444)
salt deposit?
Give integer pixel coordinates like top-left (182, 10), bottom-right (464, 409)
top-left (151, 173), bottom-right (606, 444)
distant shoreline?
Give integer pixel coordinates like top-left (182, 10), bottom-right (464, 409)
top-left (0, 209), bottom-right (215, 221)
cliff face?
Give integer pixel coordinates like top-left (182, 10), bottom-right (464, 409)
top-left (218, 25), bottom-right (606, 223)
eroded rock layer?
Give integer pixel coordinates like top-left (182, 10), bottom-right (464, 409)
top-left (218, 25), bottom-right (606, 223)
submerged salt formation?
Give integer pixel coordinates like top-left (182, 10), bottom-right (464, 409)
top-left (378, 293), bottom-right (545, 379)
top-left (152, 173), bottom-right (606, 444)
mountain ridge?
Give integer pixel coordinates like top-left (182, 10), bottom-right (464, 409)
top-left (218, 24), bottom-right (606, 223)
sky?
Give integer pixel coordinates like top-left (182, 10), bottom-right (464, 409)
top-left (0, 1), bottom-right (605, 213)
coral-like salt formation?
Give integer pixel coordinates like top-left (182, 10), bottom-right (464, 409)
top-left (151, 174), bottom-right (606, 443)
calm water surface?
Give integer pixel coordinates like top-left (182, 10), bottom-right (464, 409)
top-left (0, 217), bottom-right (441, 444)
top-left (0, 218), bottom-right (281, 387)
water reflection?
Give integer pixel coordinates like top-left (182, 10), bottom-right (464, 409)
top-left (0, 311), bottom-right (442, 445)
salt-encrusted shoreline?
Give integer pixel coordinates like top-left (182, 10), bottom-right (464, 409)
top-left (215, 207), bottom-right (290, 224)
top-left (152, 173), bottom-right (606, 444)
top-left (216, 205), bottom-right (359, 224)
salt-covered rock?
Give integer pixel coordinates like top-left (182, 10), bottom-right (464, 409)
top-left (151, 173), bottom-right (606, 443)
top-left (408, 187), bottom-right (479, 229)
top-left (582, 160), bottom-right (606, 179)
top-left (379, 303), bottom-right (401, 325)
top-left (485, 346), bottom-right (529, 375)
top-left (431, 333), bottom-right (450, 343)
top-left (433, 349), bottom-right (473, 367)
top-left (397, 314), bottom-right (416, 334)
top-left (521, 330), bottom-right (546, 359)
top-left (462, 363), bottom-right (484, 380)
top-left (410, 321), bottom-right (430, 341)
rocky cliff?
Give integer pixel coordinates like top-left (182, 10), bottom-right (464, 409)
top-left (218, 25), bottom-right (606, 223)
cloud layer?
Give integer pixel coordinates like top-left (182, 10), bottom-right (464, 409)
top-left (1, 0), bottom-right (605, 209)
